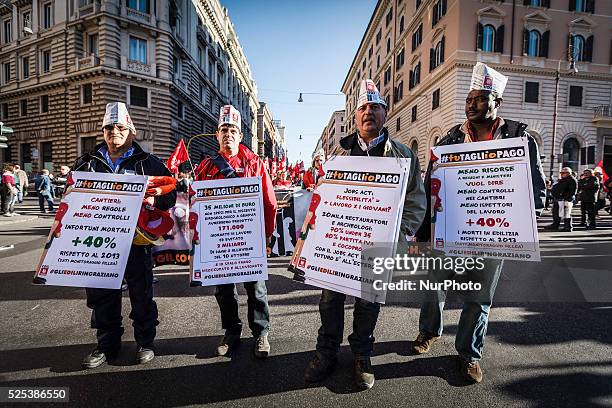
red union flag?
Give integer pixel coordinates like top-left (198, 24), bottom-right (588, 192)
top-left (167, 139), bottom-right (189, 174)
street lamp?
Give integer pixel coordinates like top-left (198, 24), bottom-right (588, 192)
top-left (550, 47), bottom-right (578, 181)
top-left (297, 92), bottom-right (343, 102)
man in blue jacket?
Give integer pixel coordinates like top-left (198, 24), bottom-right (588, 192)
top-left (413, 63), bottom-right (546, 384)
top-left (34, 169), bottom-right (55, 213)
top-left (73, 102), bottom-right (176, 368)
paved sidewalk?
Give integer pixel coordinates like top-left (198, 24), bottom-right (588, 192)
top-left (0, 195), bottom-right (58, 225)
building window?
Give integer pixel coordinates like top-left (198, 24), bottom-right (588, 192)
top-left (22, 57), bottom-right (29, 79)
top-left (88, 33), bottom-right (98, 55)
top-left (483, 25), bottom-right (495, 52)
top-left (409, 61), bottom-right (421, 89)
top-left (376, 55), bottom-right (380, 69)
top-left (386, 38), bottom-right (391, 54)
top-left (528, 30), bottom-right (540, 56)
top-left (432, 0), bottom-right (447, 28)
top-left (416, 0), bottom-right (422, 9)
top-left (42, 3), bottom-right (53, 29)
top-left (130, 85), bottom-right (148, 107)
top-left (384, 67), bottom-right (391, 85)
top-left (81, 136), bottom-right (97, 155)
top-left (569, 85), bottom-right (583, 106)
top-left (570, 0), bottom-right (594, 13)
top-left (82, 83), bottom-right (92, 104)
top-left (22, 11), bottom-right (31, 31)
top-left (430, 36), bottom-right (445, 71)
top-left (177, 100), bottom-right (184, 119)
top-left (127, 0), bottom-right (150, 13)
top-left (524, 81), bottom-right (539, 103)
top-left (41, 141), bottom-right (53, 171)
top-left (410, 140), bottom-right (418, 155)
top-left (368, 46), bottom-right (373, 59)
top-left (399, 16), bottom-right (405, 34)
top-left (396, 117), bottom-right (401, 131)
top-left (3, 19), bottom-right (11, 43)
top-left (394, 81), bottom-right (404, 103)
top-left (129, 36), bottom-right (147, 64)
top-left (376, 29), bottom-right (381, 45)
top-left (411, 105), bottom-right (417, 122)
top-left (396, 48), bottom-right (405, 69)
top-left (2, 103), bottom-right (8, 119)
top-left (432, 89), bottom-right (440, 110)
top-left (385, 8), bottom-right (393, 27)
top-left (562, 137), bottom-right (580, 171)
top-left (362, 59), bottom-right (366, 70)
top-left (40, 95), bottom-right (49, 113)
top-left (412, 23), bottom-right (423, 52)
top-left (41, 49), bottom-right (51, 73)
top-left (571, 34), bottom-right (593, 62)
top-left (3, 62), bottom-right (10, 83)
top-left (20, 99), bottom-right (28, 117)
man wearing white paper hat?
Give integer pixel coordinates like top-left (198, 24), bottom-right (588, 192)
top-left (303, 79), bottom-right (426, 390)
top-left (195, 105), bottom-right (277, 359)
top-left (73, 102), bottom-right (176, 368)
top-left (413, 63), bottom-right (546, 383)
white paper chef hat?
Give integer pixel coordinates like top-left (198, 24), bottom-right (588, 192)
top-left (470, 62), bottom-right (508, 97)
top-left (356, 79), bottom-right (387, 111)
top-left (102, 102), bottom-right (136, 133)
top-left (218, 105), bottom-right (241, 129)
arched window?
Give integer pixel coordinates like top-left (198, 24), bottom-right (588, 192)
top-left (528, 30), bottom-right (540, 57)
top-left (482, 25), bottom-right (495, 52)
top-left (530, 0), bottom-right (541, 6)
top-left (410, 140), bottom-right (419, 156)
top-left (562, 137), bottom-right (580, 172)
top-left (434, 41), bottom-right (443, 66)
top-left (572, 34), bottom-right (585, 61)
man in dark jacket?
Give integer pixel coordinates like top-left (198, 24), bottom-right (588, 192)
top-left (74, 102), bottom-right (176, 368)
top-left (413, 63), bottom-right (546, 384)
top-left (577, 168), bottom-right (599, 230)
top-left (546, 167), bottom-right (578, 231)
top-left (303, 80), bottom-right (426, 390)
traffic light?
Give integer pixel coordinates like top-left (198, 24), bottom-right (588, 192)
top-left (0, 121), bottom-right (13, 149)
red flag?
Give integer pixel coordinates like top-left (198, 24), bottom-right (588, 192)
top-left (595, 160), bottom-right (609, 186)
top-left (166, 139), bottom-right (189, 174)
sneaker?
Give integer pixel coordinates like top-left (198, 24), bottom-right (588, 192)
top-left (121, 282), bottom-right (128, 291)
top-left (459, 357), bottom-right (483, 383)
top-left (216, 333), bottom-right (241, 357)
top-left (136, 344), bottom-right (155, 364)
top-left (412, 332), bottom-right (441, 354)
top-left (354, 357), bottom-right (375, 390)
top-left (11, 212), bottom-right (19, 216)
top-left (304, 353), bottom-right (337, 383)
top-left (82, 347), bottom-right (119, 369)
top-left (3, 213), bottom-right (13, 217)
top-left (253, 334), bottom-right (270, 359)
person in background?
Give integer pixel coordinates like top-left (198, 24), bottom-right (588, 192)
top-left (593, 169), bottom-right (606, 214)
top-left (14, 165), bottom-right (28, 204)
top-left (303, 152), bottom-right (323, 191)
top-left (577, 168), bottom-right (599, 230)
top-left (34, 169), bottom-right (55, 213)
top-left (545, 167), bottom-right (578, 232)
top-left (52, 165), bottom-right (71, 198)
top-left (1, 163), bottom-right (18, 217)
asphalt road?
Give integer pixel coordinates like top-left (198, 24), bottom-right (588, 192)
top-left (0, 201), bottom-right (610, 407)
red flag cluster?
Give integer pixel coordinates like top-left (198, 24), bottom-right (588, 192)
top-left (166, 139), bottom-right (190, 174)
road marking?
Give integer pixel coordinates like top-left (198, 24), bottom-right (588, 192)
top-left (0, 245), bottom-right (14, 251)
top-left (31, 304), bottom-right (40, 310)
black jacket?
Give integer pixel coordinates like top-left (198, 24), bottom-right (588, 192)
top-left (577, 176), bottom-right (599, 203)
top-left (416, 119), bottom-right (546, 242)
top-left (72, 142), bottom-right (176, 211)
top-left (551, 176), bottom-right (578, 202)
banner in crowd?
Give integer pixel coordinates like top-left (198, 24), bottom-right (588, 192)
top-left (152, 191), bottom-right (192, 267)
top-left (430, 137), bottom-right (540, 261)
top-left (190, 177), bottom-right (268, 286)
top-left (289, 157), bottom-right (411, 303)
top-left (33, 172), bottom-right (146, 289)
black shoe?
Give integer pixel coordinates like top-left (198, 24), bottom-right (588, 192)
top-left (82, 347), bottom-right (119, 369)
top-left (136, 344), bottom-right (155, 364)
top-left (304, 353), bottom-right (337, 383)
top-left (585, 225), bottom-right (597, 230)
top-left (544, 223), bottom-right (560, 230)
top-left (216, 333), bottom-right (241, 357)
top-left (354, 356), bottom-right (375, 390)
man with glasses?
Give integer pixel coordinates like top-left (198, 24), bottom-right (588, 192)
top-left (413, 63), bottom-right (546, 383)
top-left (73, 102), bottom-right (176, 368)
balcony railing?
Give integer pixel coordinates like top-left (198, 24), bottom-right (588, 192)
top-left (126, 59), bottom-right (152, 74)
top-left (593, 105), bottom-right (610, 119)
top-left (126, 7), bottom-right (151, 24)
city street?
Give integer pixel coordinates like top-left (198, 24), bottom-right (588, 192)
top-left (0, 197), bottom-right (610, 407)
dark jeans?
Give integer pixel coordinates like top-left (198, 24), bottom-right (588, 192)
top-left (581, 202), bottom-right (596, 227)
top-left (419, 259), bottom-right (503, 362)
top-left (215, 280), bottom-right (270, 336)
top-left (316, 289), bottom-right (381, 359)
top-left (1, 187), bottom-right (14, 213)
top-left (38, 191), bottom-right (54, 212)
top-left (85, 246), bottom-right (158, 351)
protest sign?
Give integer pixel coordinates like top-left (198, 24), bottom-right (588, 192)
top-left (33, 172), bottom-right (146, 289)
top-left (430, 137), bottom-right (540, 261)
top-left (190, 177), bottom-right (268, 286)
top-left (289, 157), bottom-right (411, 303)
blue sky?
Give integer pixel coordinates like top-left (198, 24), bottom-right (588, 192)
top-left (221, 0), bottom-right (377, 163)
